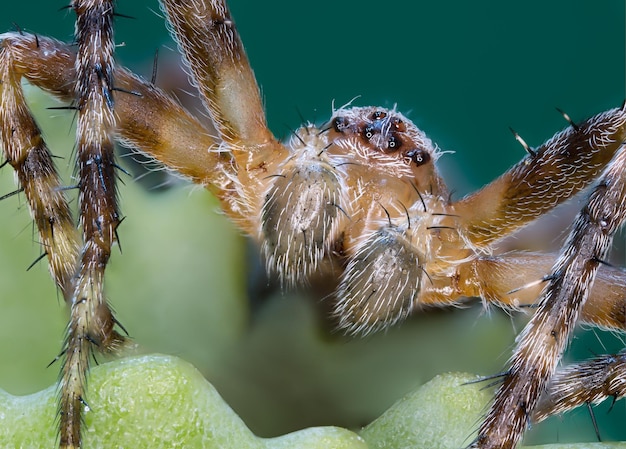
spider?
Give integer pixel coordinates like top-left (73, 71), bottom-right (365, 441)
top-left (1, 1), bottom-right (625, 448)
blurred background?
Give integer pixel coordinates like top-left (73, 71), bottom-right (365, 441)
top-left (0, 0), bottom-right (624, 446)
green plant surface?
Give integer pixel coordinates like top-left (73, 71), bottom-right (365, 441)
top-left (0, 355), bottom-right (482, 449)
top-left (3, 355), bottom-right (625, 449)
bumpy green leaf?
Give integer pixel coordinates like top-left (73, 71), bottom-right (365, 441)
top-left (4, 355), bottom-right (623, 449)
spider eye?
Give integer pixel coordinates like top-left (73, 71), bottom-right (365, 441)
top-left (371, 110), bottom-right (387, 120)
top-left (387, 135), bottom-right (401, 150)
top-left (332, 116), bottom-right (350, 133)
top-left (405, 148), bottom-right (430, 166)
top-left (390, 117), bottom-right (406, 132)
top-left (364, 125), bottom-right (375, 140)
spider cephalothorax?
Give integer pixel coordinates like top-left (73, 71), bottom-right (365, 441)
top-left (258, 104), bottom-right (470, 336)
top-left (1, 1), bottom-right (626, 448)
top-left (260, 106), bottom-right (447, 296)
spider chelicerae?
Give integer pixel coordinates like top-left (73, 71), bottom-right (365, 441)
top-left (0, 1), bottom-right (625, 448)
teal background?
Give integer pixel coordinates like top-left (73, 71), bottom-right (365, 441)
top-left (0, 1), bottom-right (625, 446)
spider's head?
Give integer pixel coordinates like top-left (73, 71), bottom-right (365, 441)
top-left (328, 106), bottom-right (446, 195)
top-left (331, 108), bottom-right (423, 160)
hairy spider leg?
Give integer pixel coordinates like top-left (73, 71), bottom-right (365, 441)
top-left (0, 3), bottom-right (222, 448)
top-left (160, 0), bottom-right (289, 236)
top-left (455, 107), bottom-right (626, 247)
top-left (53, 1), bottom-right (128, 446)
top-left (534, 349), bottom-right (626, 422)
top-left (407, 106), bottom-right (626, 312)
top-left (0, 34), bottom-right (223, 185)
top-left (455, 251), bottom-right (626, 330)
top-left (448, 105), bottom-right (626, 448)
top-left (472, 143), bottom-right (626, 449)
top-left (0, 0), bottom-right (122, 446)
top-left (0, 1), bottom-right (275, 441)
top-left (161, 0), bottom-right (351, 288)
top-left (437, 107), bottom-right (626, 330)
top-left (0, 38), bottom-right (80, 298)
